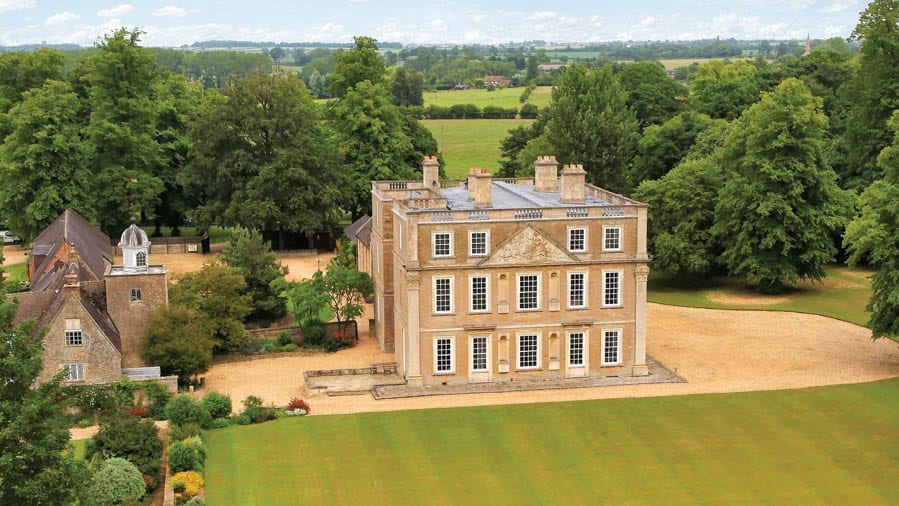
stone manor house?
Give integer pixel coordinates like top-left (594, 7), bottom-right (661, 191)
top-left (12, 209), bottom-right (173, 388)
top-left (362, 156), bottom-right (650, 387)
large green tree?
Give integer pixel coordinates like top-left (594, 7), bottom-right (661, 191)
top-left (219, 227), bottom-right (288, 322)
top-left (0, 299), bottom-right (90, 504)
top-left (329, 80), bottom-right (419, 218)
top-left (713, 78), bottom-right (853, 291)
top-left (543, 64), bottom-right (639, 193)
top-left (0, 80), bottom-right (93, 241)
top-left (83, 28), bottom-right (165, 234)
top-left (0, 48), bottom-right (66, 116)
top-left (142, 304), bottom-right (214, 384)
top-left (840, 0), bottom-right (899, 190)
top-left (328, 36), bottom-right (387, 98)
top-left (844, 111), bottom-right (899, 340)
top-left (616, 60), bottom-right (686, 129)
top-left (688, 60), bottom-right (763, 120)
top-left (184, 71), bottom-right (342, 239)
top-left (628, 110), bottom-right (720, 186)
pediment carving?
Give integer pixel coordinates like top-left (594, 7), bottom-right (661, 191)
top-left (480, 226), bottom-right (577, 267)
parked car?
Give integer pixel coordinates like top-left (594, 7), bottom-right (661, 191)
top-left (2, 230), bottom-right (22, 245)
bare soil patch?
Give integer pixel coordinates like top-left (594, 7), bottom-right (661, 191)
top-left (1, 244), bottom-right (28, 265)
top-left (196, 303), bottom-right (898, 417)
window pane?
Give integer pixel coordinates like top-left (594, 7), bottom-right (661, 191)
top-left (130, 288), bottom-right (142, 302)
top-left (470, 232), bottom-right (487, 256)
top-left (435, 278), bottom-right (452, 313)
top-left (604, 227), bottom-right (621, 250)
top-left (471, 276), bottom-right (487, 312)
top-left (472, 337), bottom-right (487, 371)
top-left (568, 228), bottom-right (586, 252)
top-left (434, 233), bottom-right (451, 256)
top-left (518, 275), bottom-right (538, 310)
top-left (569, 332), bottom-right (584, 366)
top-left (436, 338), bottom-right (453, 372)
top-left (604, 272), bottom-right (620, 306)
top-left (603, 330), bottom-right (620, 365)
top-left (569, 272), bottom-right (585, 308)
top-left (65, 330), bottom-right (83, 346)
top-left (518, 334), bottom-right (538, 368)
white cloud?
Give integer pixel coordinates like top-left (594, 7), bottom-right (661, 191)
top-left (97, 4), bottom-right (134, 18)
top-left (153, 6), bottom-right (188, 17)
top-left (822, 2), bottom-right (854, 14)
top-left (350, 0), bottom-right (368, 3)
top-left (0, 0), bottom-right (35, 15)
top-left (528, 11), bottom-right (558, 22)
top-left (45, 12), bottom-right (81, 26)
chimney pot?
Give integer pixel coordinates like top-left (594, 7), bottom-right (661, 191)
top-left (468, 168), bottom-right (492, 207)
top-left (534, 155), bottom-right (559, 192)
top-left (422, 156), bottom-right (440, 189)
top-left (560, 164), bottom-right (587, 203)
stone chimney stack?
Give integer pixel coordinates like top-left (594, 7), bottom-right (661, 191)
top-left (560, 164), bottom-right (587, 203)
top-left (467, 168), bottom-right (492, 207)
top-left (534, 155), bottom-right (558, 192)
top-left (422, 156), bottom-right (440, 189)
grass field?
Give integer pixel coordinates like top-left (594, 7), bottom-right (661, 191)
top-left (648, 265), bottom-right (873, 327)
top-left (1, 261), bottom-right (27, 284)
top-left (422, 119), bottom-right (532, 178)
top-left (656, 57), bottom-right (755, 70)
top-left (205, 378), bottom-right (899, 505)
top-left (423, 86), bottom-right (552, 110)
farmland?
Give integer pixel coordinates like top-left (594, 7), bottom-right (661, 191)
top-left (204, 378), bottom-right (899, 505)
top-left (423, 85), bottom-right (552, 109)
top-left (421, 119), bottom-right (532, 177)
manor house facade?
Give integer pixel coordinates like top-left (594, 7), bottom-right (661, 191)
top-left (369, 156), bottom-right (650, 386)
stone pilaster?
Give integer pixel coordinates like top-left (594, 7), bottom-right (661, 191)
top-left (405, 271), bottom-right (422, 385)
top-left (632, 265), bottom-right (650, 376)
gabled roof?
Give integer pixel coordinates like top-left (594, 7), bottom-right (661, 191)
top-left (344, 215), bottom-right (371, 244)
top-left (30, 209), bottom-right (112, 291)
top-left (12, 272), bottom-right (121, 353)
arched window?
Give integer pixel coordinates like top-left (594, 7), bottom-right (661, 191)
top-left (136, 251), bottom-right (147, 267)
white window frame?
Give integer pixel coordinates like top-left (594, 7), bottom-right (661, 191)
top-left (568, 331), bottom-right (586, 367)
top-left (469, 275), bottom-right (490, 313)
top-left (434, 337), bottom-right (455, 374)
top-left (64, 319), bottom-right (82, 346)
top-left (432, 231), bottom-right (453, 258)
top-left (470, 335), bottom-right (489, 372)
top-left (62, 363), bottom-right (85, 382)
top-left (567, 226), bottom-right (587, 253)
top-left (516, 273), bottom-right (541, 311)
top-left (602, 329), bottom-right (622, 366)
top-left (136, 251), bottom-right (147, 267)
top-left (602, 270), bottom-right (622, 307)
top-left (433, 276), bottom-right (454, 314)
top-left (603, 225), bottom-right (623, 252)
top-left (468, 230), bottom-right (489, 257)
top-left (130, 288), bottom-right (142, 302)
top-left (567, 271), bottom-right (587, 309)
top-left (517, 333), bottom-right (541, 370)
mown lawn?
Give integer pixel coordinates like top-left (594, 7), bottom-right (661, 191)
top-left (423, 86), bottom-right (552, 110)
top-left (422, 119), bottom-right (532, 177)
top-left (648, 265), bottom-right (874, 328)
top-left (1, 261), bottom-right (27, 284)
top-left (205, 378), bottom-right (899, 505)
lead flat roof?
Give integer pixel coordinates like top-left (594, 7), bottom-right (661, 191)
top-left (440, 181), bottom-right (610, 210)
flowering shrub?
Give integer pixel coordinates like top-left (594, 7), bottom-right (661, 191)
top-left (287, 398), bottom-right (311, 413)
top-left (171, 471), bottom-right (204, 499)
top-left (128, 406), bottom-right (147, 417)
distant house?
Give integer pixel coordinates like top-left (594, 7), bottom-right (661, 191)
top-left (344, 214), bottom-right (372, 276)
top-left (12, 209), bottom-right (174, 389)
top-left (537, 64), bottom-right (567, 73)
top-left (483, 75), bottom-right (512, 87)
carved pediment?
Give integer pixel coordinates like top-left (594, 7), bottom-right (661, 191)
top-left (480, 225), bottom-right (578, 267)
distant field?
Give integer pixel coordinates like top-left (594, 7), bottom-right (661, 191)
top-left (423, 86), bottom-right (552, 110)
top-left (655, 57), bottom-right (756, 70)
top-left (422, 119), bottom-right (533, 177)
top-left (205, 378), bottom-right (899, 505)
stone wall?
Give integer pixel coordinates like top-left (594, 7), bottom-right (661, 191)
top-left (105, 271), bottom-right (168, 368)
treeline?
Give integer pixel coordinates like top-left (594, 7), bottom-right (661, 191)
top-left (0, 32), bottom-right (438, 247)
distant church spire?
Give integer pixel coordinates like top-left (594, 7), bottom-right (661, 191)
top-left (804, 34), bottom-right (811, 56)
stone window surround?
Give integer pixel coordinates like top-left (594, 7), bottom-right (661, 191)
top-left (602, 269), bottom-right (623, 307)
top-left (62, 363), bottom-right (85, 382)
top-left (602, 328), bottom-right (622, 366)
top-left (434, 336), bottom-right (455, 374)
top-left (516, 332), bottom-right (541, 370)
top-left (568, 330), bottom-right (586, 367)
top-left (603, 225), bottom-right (623, 252)
top-left (567, 226), bottom-right (587, 253)
top-left (469, 274), bottom-right (490, 313)
top-left (468, 230), bottom-right (489, 257)
top-left (130, 288), bottom-right (142, 302)
top-left (432, 231), bottom-right (453, 258)
top-left (516, 273), bottom-right (541, 311)
top-left (433, 276), bottom-right (454, 314)
top-left (567, 271), bottom-right (588, 309)
top-left (470, 335), bottom-right (489, 372)
top-left (64, 318), bottom-right (82, 346)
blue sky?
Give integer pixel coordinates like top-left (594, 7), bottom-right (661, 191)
top-left (0, 1), bottom-right (868, 47)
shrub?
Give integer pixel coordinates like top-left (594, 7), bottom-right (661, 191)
top-left (168, 441), bottom-right (202, 474)
top-left (128, 406), bottom-right (147, 418)
top-left (262, 341), bottom-right (276, 353)
top-left (519, 103), bottom-right (539, 119)
top-left (85, 415), bottom-right (163, 488)
top-left (182, 497), bottom-right (206, 506)
top-left (172, 481), bottom-right (186, 493)
top-left (170, 471), bottom-right (204, 499)
top-left (200, 391), bottom-right (232, 419)
top-left (165, 395), bottom-right (212, 428)
top-left (233, 414), bottom-right (252, 425)
top-left (301, 319), bottom-right (327, 346)
top-left (287, 398), bottom-right (311, 413)
top-left (142, 381), bottom-right (173, 420)
top-left (276, 330), bottom-right (293, 347)
top-left (282, 343), bottom-right (298, 352)
top-left (169, 422), bottom-right (201, 441)
top-left (209, 417), bottom-right (234, 429)
top-left (88, 457), bottom-right (145, 506)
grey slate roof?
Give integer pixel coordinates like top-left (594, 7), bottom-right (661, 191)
top-left (29, 209), bottom-right (113, 291)
top-left (440, 181), bottom-right (611, 211)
